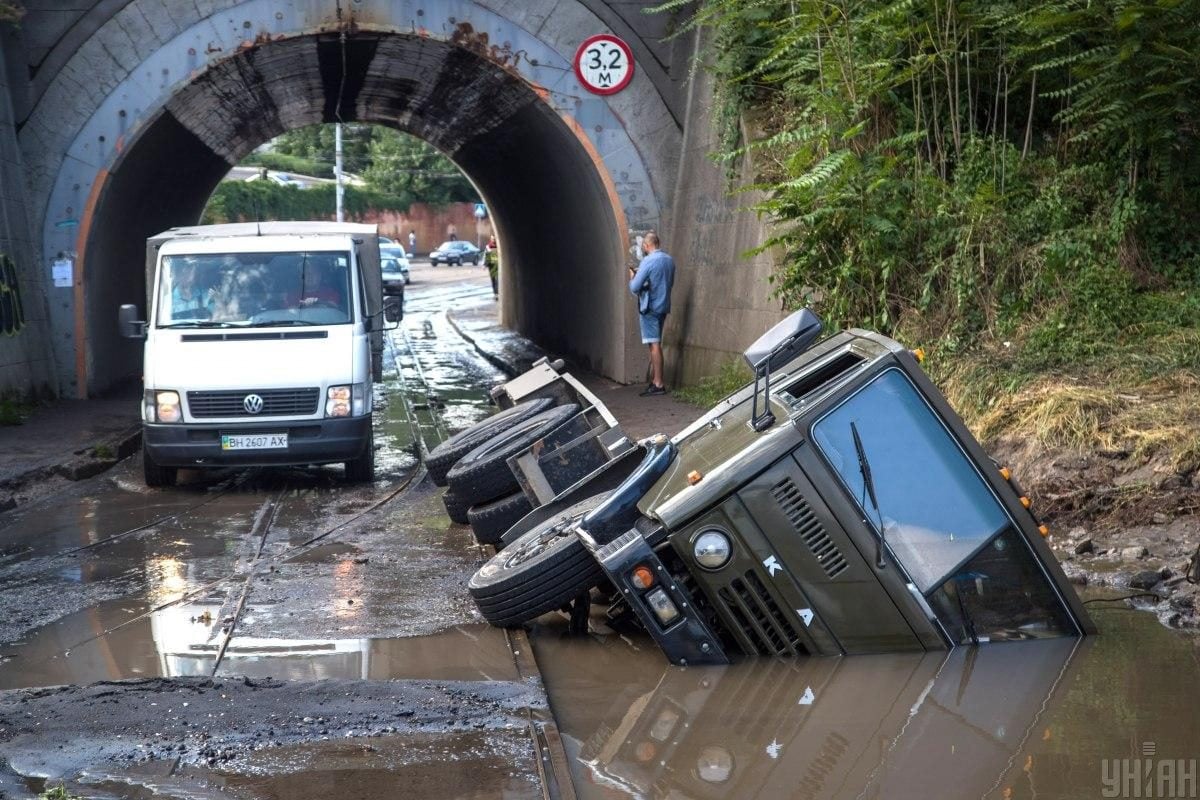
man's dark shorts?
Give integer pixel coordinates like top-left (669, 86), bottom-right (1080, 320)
top-left (639, 312), bottom-right (666, 344)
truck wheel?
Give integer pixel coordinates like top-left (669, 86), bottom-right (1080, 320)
top-left (143, 444), bottom-right (177, 488)
top-left (425, 398), bottom-right (555, 486)
top-left (468, 491), bottom-right (533, 546)
top-left (446, 404), bottom-right (580, 506)
top-left (344, 429), bottom-right (375, 483)
top-left (469, 494), bottom-right (609, 626)
top-left (442, 486), bottom-right (471, 524)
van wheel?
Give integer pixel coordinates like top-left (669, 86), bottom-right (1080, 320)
top-left (468, 491), bottom-right (533, 546)
top-left (143, 444), bottom-right (177, 488)
top-left (425, 398), bottom-right (555, 486)
top-left (344, 429), bottom-right (375, 483)
top-left (446, 404), bottom-right (580, 506)
top-left (468, 494), bottom-right (609, 626)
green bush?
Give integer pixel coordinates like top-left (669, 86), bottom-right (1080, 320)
top-left (202, 181), bottom-right (416, 224)
top-left (241, 151), bottom-right (332, 179)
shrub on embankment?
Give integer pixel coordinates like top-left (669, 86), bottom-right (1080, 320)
top-left (670, 0), bottom-right (1200, 461)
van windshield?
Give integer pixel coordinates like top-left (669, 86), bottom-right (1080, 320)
top-left (156, 251), bottom-right (353, 327)
top-left (812, 369), bottom-right (1009, 593)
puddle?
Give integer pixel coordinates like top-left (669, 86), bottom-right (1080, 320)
top-left (531, 595), bottom-right (1200, 800)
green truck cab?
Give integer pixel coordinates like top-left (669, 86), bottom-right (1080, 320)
top-left (469, 310), bottom-right (1094, 663)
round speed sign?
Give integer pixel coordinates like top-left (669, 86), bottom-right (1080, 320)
top-left (574, 34), bottom-right (634, 95)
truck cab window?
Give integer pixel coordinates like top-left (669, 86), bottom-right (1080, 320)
top-left (812, 369), bottom-right (1009, 592)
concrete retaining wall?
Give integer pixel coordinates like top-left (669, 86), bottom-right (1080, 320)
top-left (0, 35), bottom-right (56, 398)
top-left (663, 31), bottom-right (784, 389)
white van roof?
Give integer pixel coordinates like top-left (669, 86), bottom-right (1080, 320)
top-left (151, 222), bottom-right (378, 240)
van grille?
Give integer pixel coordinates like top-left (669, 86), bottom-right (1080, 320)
top-left (186, 388), bottom-right (320, 418)
top-left (772, 478), bottom-right (849, 579)
top-left (717, 571), bottom-right (805, 656)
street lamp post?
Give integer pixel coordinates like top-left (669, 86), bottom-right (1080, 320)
top-left (335, 123), bottom-right (345, 223)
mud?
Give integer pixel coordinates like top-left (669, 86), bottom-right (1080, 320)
top-left (990, 438), bottom-right (1200, 630)
top-left (0, 675), bottom-right (544, 799)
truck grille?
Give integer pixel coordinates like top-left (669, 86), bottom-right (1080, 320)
top-left (772, 478), bottom-right (849, 579)
top-left (186, 388), bottom-right (320, 418)
top-left (717, 571), bottom-right (805, 656)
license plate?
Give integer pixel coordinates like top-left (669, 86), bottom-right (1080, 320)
top-left (221, 433), bottom-right (288, 450)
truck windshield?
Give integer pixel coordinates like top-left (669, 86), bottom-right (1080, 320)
top-left (156, 251), bottom-right (353, 327)
top-left (812, 369), bottom-right (1009, 593)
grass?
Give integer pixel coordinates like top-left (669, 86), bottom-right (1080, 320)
top-left (40, 786), bottom-right (82, 800)
top-left (673, 358), bottom-right (753, 407)
top-left (0, 397), bottom-right (32, 426)
top-left (92, 443), bottom-right (115, 460)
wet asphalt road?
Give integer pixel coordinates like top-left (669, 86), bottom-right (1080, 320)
top-left (2, 267), bottom-right (1200, 799)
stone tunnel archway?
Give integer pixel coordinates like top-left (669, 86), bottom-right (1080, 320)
top-left (24, 0), bottom-right (679, 396)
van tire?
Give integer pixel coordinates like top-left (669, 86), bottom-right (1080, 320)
top-left (425, 398), bottom-right (555, 486)
top-left (468, 494), bottom-right (609, 626)
top-left (143, 445), bottom-right (177, 488)
top-left (468, 491), bottom-right (533, 546)
top-left (446, 404), bottom-right (579, 506)
top-left (344, 429), bottom-right (375, 483)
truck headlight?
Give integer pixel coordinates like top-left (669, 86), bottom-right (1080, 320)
top-left (645, 587), bottom-right (681, 627)
top-left (693, 529), bottom-right (732, 570)
top-left (326, 384), bottom-right (366, 417)
top-left (695, 745), bottom-right (734, 783)
top-left (154, 390), bottom-right (181, 423)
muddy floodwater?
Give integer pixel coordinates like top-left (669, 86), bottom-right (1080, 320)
top-left (530, 599), bottom-right (1200, 800)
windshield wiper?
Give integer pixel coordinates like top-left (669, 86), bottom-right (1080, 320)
top-left (252, 319), bottom-right (320, 327)
top-left (159, 321), bottom-right (237, 328)
top-left (851, 420), bottom-right (887, 569)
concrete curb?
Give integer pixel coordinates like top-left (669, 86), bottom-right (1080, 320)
top-left (445, 311), bottom-right (535, 378)
top-left (0, 423), bottom-right (141, 514)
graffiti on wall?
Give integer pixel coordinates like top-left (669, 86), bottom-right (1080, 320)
top-left (0, 254), bottom-right (25, 335)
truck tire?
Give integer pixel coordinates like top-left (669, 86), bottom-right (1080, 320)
top-left (143, 444), bottom-right (177, 488)
top-left (446, 404), bottom-right (580, 506)
top-left (468, 491), bottom-right (533, 546)
top-left (442, 486), bottom-right (472, 524)
top-left (344, 428), bottom-right (375, 483)
top-left (425, 398), bottom-right (555, 486)
top-left (468, 494), bottom-right (609, 626)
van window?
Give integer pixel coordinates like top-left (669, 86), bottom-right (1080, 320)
top-left (811, 369), bottom-right (1008, 592)
top-left (157, 252), bottom-right (352, 327)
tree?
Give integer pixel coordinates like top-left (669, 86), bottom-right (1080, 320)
top-left (363, 129), bottom-right (477, 206)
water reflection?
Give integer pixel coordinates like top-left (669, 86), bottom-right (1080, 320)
top-left (557, 640), bottom-right (1078, 800)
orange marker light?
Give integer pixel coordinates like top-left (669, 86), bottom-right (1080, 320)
top-left (1020, 496), bottom-right (1032, 509)
top-left (911, 348), bottom-right (926, 363)
top-left (630, 565), bottom-right (655, 590)
top-left (1038, 525), bottom-right (1050, 537)
top-left (999, 467), bottom-right (1012, 481)
top-left (687, 470), bottom-right (703, 485)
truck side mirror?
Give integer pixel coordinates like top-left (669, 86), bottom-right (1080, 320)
top-left (118, 304), bottom-right (146, 339)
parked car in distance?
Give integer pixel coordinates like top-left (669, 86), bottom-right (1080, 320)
top-left (381, 257), bottom-right (408, 296)
top-left (380, 244), bottom-right (410, 284)
top-left (430, 240), bottom-right (481, 266)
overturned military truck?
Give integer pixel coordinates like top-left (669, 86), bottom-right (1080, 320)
top-left (429, 310), bottom-right (1095, 665)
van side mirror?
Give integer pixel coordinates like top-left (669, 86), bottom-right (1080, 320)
top-left (383, 296), bottom-right (403, 326)
top-left (118, 304), bottom-right (146, 339)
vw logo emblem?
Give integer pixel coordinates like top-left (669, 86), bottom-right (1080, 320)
top-left (243, 393), bottom-right (264, 414)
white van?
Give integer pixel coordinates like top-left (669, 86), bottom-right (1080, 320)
top-left (119, 222), bottom-right (394, 487)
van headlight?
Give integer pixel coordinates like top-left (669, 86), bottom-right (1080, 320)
top-left (693, 529), bottom-right (732, 570)
top-left (326, 384), bottom-right (367, 417)
top-left (148, 390), bottom-right (181, 423)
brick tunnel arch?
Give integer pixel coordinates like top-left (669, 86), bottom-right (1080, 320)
top-left (27, 1), bottom-right (678, 397)
top-left (83, 31), bottom-right (627, 393)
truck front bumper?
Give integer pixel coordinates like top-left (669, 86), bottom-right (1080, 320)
top-left (144, 416), bottom-right (371, 468)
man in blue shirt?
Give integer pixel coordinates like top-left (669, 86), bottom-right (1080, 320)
top-left (628, 232), bottom-right (676, 396)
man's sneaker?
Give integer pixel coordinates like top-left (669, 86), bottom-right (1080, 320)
top-left (639, 384), bottom-right (667, 397)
